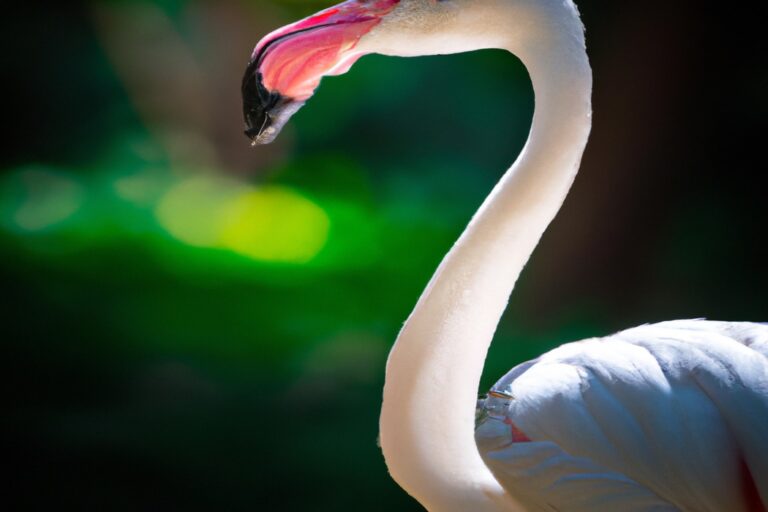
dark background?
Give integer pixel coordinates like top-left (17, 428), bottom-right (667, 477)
top-left (3, 1), bottom-right (766, 509)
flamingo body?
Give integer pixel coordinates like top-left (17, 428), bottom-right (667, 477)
top-left (477, 320), bottom-right (768, 511)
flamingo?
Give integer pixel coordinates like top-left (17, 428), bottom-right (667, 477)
top-left (241, 1), bottom-right (768, 510)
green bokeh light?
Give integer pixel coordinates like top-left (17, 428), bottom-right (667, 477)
top-left (1, 167), bottom-right (85, 233)
top-left (156, 176), bottom-right (330, 263)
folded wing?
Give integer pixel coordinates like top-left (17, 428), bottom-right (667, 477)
top-left (476, 320), bottom-right (768, 512)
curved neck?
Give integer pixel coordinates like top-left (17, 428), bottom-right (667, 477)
top-left (378, 2), bottom-right (592, 511)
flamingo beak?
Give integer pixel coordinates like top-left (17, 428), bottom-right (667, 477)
top-left (241, 65), bottom-right (304, 145)
top-left (242, 0), bottom-right (400, 145)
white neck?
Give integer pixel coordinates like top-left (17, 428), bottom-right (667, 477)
top-left (374, 1), bottom-right (592, 510)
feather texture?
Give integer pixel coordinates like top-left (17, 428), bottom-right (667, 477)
top-left (476, 320), bottom-right (768, 511)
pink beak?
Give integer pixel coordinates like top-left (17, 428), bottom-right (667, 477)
top-left (242, 0), bottom-right (399, 144)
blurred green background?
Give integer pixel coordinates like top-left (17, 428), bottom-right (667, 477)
top-left (3, 0), bottom-right (766, 509)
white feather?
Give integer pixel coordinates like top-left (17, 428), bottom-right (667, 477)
top-left (477, 320), bottom-right (768, 511)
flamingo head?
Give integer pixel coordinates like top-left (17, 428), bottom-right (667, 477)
top-left (242, 0), bottom-right (402, 145)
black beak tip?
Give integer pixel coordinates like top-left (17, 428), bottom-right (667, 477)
top-left (243, 126), bottom-right (278, 146)
top-left (243, 120), bottom-right (279, 145)
top-left (243, 96), bottom-right (306, 146)
top-left (242, 61), bottom-right (303, 146)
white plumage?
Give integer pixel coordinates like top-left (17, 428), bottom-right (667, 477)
top-left (477, 320), bottom-right (768, 511)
